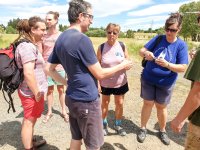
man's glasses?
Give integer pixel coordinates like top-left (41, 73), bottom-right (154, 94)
top-left (107, 31), bottom-right (118, 35)
top-left (165, 28), bottom-right (178, 33)
top-left (83, 12), bottom-right (94, 20)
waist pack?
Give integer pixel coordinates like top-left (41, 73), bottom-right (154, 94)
top-left (0, 39), bottom-right (29, 113)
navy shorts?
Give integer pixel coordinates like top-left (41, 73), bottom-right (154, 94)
top-left (65, 96), bottom-right (104, 149)
top-left (140, 79), bottom-right (174, 104)
top-left (101, 83), bottom-right (129, 95)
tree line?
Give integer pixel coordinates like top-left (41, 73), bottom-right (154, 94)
top-left (0, 1), bottom-right (200, 41)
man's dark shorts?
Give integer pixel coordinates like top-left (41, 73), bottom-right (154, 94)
top-left (101, 83), bottom-right (129, 95)
top-left (66, 96), bottom-right (104, 149)
top-left (140, 79), bottom-right (174, 104)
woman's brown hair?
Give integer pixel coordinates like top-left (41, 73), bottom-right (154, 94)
top-left (165, 12), bottom-right (183, 29)
top-left (15, 16), bottom-right (45, 43)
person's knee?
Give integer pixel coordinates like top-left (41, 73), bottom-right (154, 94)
top-left (57, 86), bottom-right (64, 94)
top-left (143, 100), bottom-right (154, 108)
top-left (23, 119), bottom-right (36, 128)
top-left (155, 103), bottom-right (167, 110)
top-left (70, 139), bottom-right (82, 150)
top-left (115, 102), bottom-right (123, 109)
top-left (102, 98), bottom-right (110, 107)
top-left (47, 86), bottom-right (54, 95)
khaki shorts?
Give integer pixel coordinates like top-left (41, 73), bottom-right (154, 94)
top-left (185, 122), bottom-right (200, 150)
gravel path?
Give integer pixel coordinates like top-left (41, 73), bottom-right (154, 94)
top-left (0, 57), bottom-right (190, 150)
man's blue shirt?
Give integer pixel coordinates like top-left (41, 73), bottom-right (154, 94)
top-left (48, 29), bottom-right (98, 101)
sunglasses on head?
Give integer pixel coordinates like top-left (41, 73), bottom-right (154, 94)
top-left (107, 31), bottom-right (118, 35)
top-left (165, 28), bottom-right (178, 33)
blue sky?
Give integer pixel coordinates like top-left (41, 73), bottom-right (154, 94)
top-left (0, 0), bottom-right (199, 31)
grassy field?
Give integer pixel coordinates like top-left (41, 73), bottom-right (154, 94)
top-left (0, 34), bottom-right (198, 58)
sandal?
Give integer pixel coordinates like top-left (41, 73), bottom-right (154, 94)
top-left (42, 114), bottom-right (53, 123)
top-left (33, 135), bottom-right (46, 148)
top-left (61, 113), bottom-right (69, 122)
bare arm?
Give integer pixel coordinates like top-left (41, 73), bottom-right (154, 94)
top-left (171, 81), bottom-right (200, 132)
top-left (140, 47), bottom-right (187, 73)
top-left (23, 61), bottom-right (44, 101)
top-left (139, 47), bottom-right (155, 61)
top-left (88, 59), bottom-right (132, 80)
top-left (45, 63), bottom-right (67, 86)
top-left (124, 44), bottom-right (129, 59)
top-left (155, 58), bottom-right (187, 73)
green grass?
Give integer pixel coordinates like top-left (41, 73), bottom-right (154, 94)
top-left (0, 34), bottom-right (199, 55)
top-left (0, 34), bottom-right (18, 48)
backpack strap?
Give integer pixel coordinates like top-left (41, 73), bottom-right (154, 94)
top-left (2, 88), bottom-right (16, 113)
top-left (100, 41), bottom-right (125, 54)
top-left (151, 35), bottom-right (162, 52)
top-left (119, 41), bottom-right (125, 52)
top-left (100, 43), bottom-right (105, 54)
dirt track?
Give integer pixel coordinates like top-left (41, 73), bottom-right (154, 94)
top-left (0, 57), bottom-right (190, 150)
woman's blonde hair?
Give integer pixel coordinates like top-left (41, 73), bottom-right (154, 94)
top-left (106, 23), bottom-right (121, 32)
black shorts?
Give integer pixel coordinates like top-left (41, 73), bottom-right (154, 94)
top-left (101, 83), bottom-right (129, 95)
top-left (66, 96), bottom-right (104, 149)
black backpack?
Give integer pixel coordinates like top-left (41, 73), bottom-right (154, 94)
top-left (100, 41), bottom-right (125, 54)
top-left (0, 40), bottom-right (28, 113)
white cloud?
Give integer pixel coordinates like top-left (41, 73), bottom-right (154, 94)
top-left (121, 15), bottom-right (168, 31)
top-left (128, 2), bottom-right (188, 17)
top-left (0, 0), bottom-right (49, 6)
top-left (87, 0), bottom-right (153, 17)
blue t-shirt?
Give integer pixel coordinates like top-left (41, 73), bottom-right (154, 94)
top-left (142, 35), bottom-right (188, 86)
top-left (48, 29), bottom-right (98, 101)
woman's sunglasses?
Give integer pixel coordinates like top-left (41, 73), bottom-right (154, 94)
top-left (165, 28), bottom-right (178, 33)
top-left (107, 31), bottom-right (118, 35)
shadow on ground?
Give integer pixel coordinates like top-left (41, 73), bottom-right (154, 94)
top-left (153, 121), bottom-right (187, 147)
top-left (0, 121), bottom-right (59, 150)
top-left (107, 110), bottom-right (142, 135)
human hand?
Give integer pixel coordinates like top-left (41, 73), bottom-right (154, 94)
top-left (155, 58), bottom-right (169, 68)
top-left (189, 48), bottom-right (197, 59)
top-left (144, 51), bottom-right (156, 61)
top-left (35, 91), bottom-right (44, 102)
top-left (122, 59), bottom-right (133, 70)
top-left (170, 118), bottom-right (185, 133)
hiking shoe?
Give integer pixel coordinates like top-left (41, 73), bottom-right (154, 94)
top-left (137, 128), bottom-right (147, 143)
top-left (113, 125), bottom-right (126, 136)
top-left (159, 131), bottom-right (170, 145)
top-left (103, 124), bottom-right (109, 136)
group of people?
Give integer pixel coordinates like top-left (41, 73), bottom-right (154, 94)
top-left (12, 0), bottom-right (200, 150)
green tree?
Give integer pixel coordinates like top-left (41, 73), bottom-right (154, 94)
top-left (7, 18), bottom-right (21, 29)
top-left (6, 26), bottom-right (17, 34)
top-left (179, 1), bottom-right (200, 41)
top-left (126, 29), bottom-right (135, 38)
top-left (59, 24), bottom-right (68, 32)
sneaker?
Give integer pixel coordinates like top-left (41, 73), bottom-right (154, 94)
top-left (137, 128), bottom-right (147, 143)
top-left (113, 125), bottom-right (126, 136)
top-left (103, 124), bottom-right (109, 136)
top-left (159, 131), bottom-right (170, 145)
